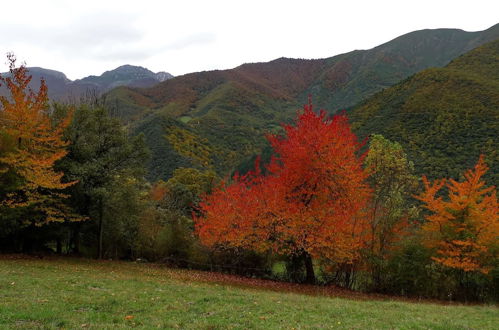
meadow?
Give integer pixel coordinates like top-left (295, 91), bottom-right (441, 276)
top-left (0, 256), bottom-right (497, 329)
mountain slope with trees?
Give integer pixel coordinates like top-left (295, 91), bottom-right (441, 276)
top-left (105, 24), bottom-right (499, 181)
top-left (350, 39), bottom-right (499, 185)
top-left (110, 24), bottom-right (499, 118)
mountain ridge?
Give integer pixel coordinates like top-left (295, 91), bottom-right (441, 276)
top-left (0, 65), bottom-right (174, 101)
top-left (101, 24), bottom-right (499, 181)
top-left (110, 23), bottom-right (499, 119)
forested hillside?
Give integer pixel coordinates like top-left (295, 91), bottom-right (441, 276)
top-left (105, 24), bottom-right (499, 181)
top-left (350, 39), bottom-right (499, 184)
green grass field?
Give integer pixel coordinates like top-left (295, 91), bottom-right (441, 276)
top-left (0, 256), bottom-right (497, 329)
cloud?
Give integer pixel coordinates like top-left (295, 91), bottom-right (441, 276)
top-left (164, 33), bottom-right (217, 51)
top-left (0, 10), bottom-right (145, 59)
top-left (2, 0), bottom-right (497, 79)
top-left (0, 9), bottom-right (217, 65)
top-left (87, 32), bottom-right (217, 62)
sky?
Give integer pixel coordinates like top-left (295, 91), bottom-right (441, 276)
top-left (1, 0), bottom-right (498, 80)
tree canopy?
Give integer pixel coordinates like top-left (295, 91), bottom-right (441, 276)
top-left (0, 54), bottom-right (75, 225)
top-left (195, 102), bottom-right (371, 282)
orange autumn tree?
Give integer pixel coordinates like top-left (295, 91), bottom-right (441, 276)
top-left (416, 155), bottom-right (499, 274)
top-left (194, 101), bottom-right (371, 283)
top-left (0, 54), bottom-right (75, 224)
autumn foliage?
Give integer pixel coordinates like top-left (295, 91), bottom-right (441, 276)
top-left (416, 155), bottom-right (498, 274)
top-left (194, 101), bottom-right (371, 280)
top-left (0, 54), bottom-right (74, 223)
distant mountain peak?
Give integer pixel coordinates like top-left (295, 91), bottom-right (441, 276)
top-left (1, 64), bottom-right (174, 100)
top-left (107, 64), bottom-right (153, 74)
top-left (117, 64), bottom-right (144, 69)
top-left (155, 71), bottom-right (174, 82)
top-left (82, 65), bottom-right (173, 87)
top-left (25, 67), bottom-right (71, 83)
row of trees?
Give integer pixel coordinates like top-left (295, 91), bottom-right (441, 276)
top-left (1, 57), bottom-right (497, 301)
top-left (0, 56), bottom-right (148, 257)
top-left (0, 56), bottom-right (216, 265)
top-left (194, 101), bottom-right (498, 300)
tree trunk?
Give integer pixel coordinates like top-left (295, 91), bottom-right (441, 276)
top-left (343, 263), bottom-right (355, 289)
top-left (287, 254), bottom-right (303, 283)
top-left (56, 237), bottom-right (62, 254)
top-left (97, 198), bottom-right (104, 259)
top-left (73, 224), bottom-right (80, 254)
top-left (303, 251), bottom-right (316, 284)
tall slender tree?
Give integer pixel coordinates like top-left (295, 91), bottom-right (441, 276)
top-left (416, 155), bottom-right (498, 274)
top-left (59, 104), bottom-right (149, 258)
top-left (364, 134), bottom-right (419, 289)
top-left (0, 54), bottom-right (75, 224)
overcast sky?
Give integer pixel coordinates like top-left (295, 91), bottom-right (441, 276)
top-left (1, 0), bottom-right (498, 80)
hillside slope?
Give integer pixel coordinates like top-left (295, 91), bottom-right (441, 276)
top-left (110, 24), bottom-right (499, 119)
top-left (1, 257), bottom-right (497, 329)
top-left (350, 39), bottom-right (499, 184)
top-left (111, 24), bottom-right (499, 181)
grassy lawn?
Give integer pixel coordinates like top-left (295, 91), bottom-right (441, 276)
top-left (0, 256), bottom-right (497, 329)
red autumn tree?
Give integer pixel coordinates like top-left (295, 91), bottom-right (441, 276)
top-left (0, 54), bottom-right (75, 224)
top-left (416, 155), bottom-right (498, 274)
top-left (194, 101), bottom-right (371, 283)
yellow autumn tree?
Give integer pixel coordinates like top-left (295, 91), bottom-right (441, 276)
top-left (416, 155), bottom-right (498, 274)
top-left (0, 54), bottom-right (76, 224)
